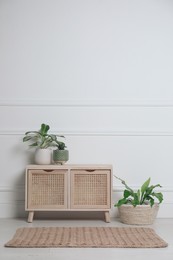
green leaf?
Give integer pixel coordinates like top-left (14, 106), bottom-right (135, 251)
top-left (137, 189), bottom-right (141, 201)
top-left (29, 142), bottom-right (38, 147)
top-left (124, 190), bottom-right (132, 198)
top-left (25, 131), bottom-right (40, 135)
top-left (151, 192), bottom-right (163, 203)
top-left (114, 198), bottom-right (128, 207)
top-left (149, 197), bottom-right (155, 207)
top-left (131, 199), bottom-right (137, 207)
top-left (133, 193), bottom-right (140, 206)
top-left (141, 178), bottom-right (150, 193)
top-left (49, 135), bottom-right (57, 141)
top-left (40, 124), bottom-right (50, 135)
top-left (23, 136), bottom-right (32, 142)
top-left (146, 184), bottom-right (162, 195)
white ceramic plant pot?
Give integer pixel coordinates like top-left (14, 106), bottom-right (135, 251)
top-left (35, 148), bottom-right (52, 165)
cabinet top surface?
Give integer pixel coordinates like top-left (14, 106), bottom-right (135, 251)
top-left (26, 164), bottom-right (112, 170)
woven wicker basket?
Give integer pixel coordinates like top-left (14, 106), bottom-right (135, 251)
top-left (118, 203), bottom-right (159, 225)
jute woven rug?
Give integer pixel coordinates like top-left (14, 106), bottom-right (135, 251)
top-left (5, 227), bottom-right (168, 248)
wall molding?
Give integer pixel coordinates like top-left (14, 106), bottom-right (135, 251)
top-left (0, 185), bottom-right (24, 192)
top-left (0, 185), bottom-right (172, 218)
top-left (1, 99), bottom-right (173, 107)
top-left (1, 130), bottom-right (173, 136)
top-left (0, 185), bottom-right (172, 194)
top-left (1, 98), bottom-right (173, 136)
top-left (113, 186), bottom-right (173, 193)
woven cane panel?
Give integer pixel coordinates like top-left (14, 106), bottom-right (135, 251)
top-left (72, 173), bottom-right (109, 208)
top-left (28, 172), bottom-right (66, 209)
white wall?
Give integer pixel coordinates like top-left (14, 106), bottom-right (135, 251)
top-left (0, 0), bottom-right (173, 218)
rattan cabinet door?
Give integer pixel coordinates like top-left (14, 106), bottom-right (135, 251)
top-left (70, 169), bottom-right (111, 209)
top-left (27, 170), bottom-right (68, 210)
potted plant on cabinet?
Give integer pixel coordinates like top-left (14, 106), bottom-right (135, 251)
top-left (114, 176), bottom-right (163, 225)
top-left (52, 140), bottom-right (69, 165)
top-left (23, 123), bottom-right (65, 165)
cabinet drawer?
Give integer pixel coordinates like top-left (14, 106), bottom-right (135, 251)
top-left (70, 169), bottom-right (111, 209)
top-left (26, 170), bottom-right (68, 210)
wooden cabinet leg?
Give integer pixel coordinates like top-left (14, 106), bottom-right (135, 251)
top-left (104, 211), bottom-right (110, 223)
top-left (28, 211), bottom-right (34, 223)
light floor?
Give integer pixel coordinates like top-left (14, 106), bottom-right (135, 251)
top-left (0, 218), bottom-right (173, 260)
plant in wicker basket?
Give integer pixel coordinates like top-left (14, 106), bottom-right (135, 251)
top-left (114, 176), bottom-right (163, 225)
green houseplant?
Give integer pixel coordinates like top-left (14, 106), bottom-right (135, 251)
top-left (23, 123), bottom-right (65, 164)
top-left (114, 176), bottom-right (163, 225)
top-left (52, 140), bottom-right (69, 165)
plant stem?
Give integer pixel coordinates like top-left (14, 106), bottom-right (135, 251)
top-left (113, 175), bottom-right (134, 193)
